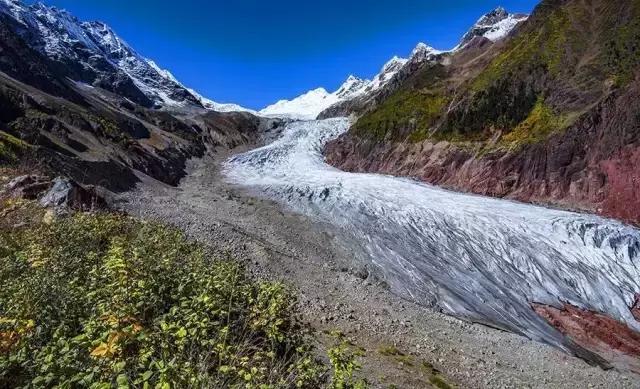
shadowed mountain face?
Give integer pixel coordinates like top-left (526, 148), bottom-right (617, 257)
top-left (325, 0), bottom-right (640, 225)
top-left (0, 1), bottom-right (274, 192)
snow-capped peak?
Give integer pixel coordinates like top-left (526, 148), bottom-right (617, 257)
top-left (187, 88), bottom-right (256, 114)
top-left (456, 7), bottom-right (528, 50)
top-left (146, 60), bottom-right (181, 84)
top-left (335, 75), bottom-right (370, 99)
top-left (409, 42), bottom-right (441, 62)
top-left (366, 55), bottom-right (407, 91)
top-left (260, 87), bottom-right (338, 120)
top-left (382, 56), bottom-right (408, 73)
top-left (0, 0), bottom-right (251, 113)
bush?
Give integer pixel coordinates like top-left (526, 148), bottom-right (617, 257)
top-left (0, 213), bottom-right (324, 388)
top-left (327, 333), bottom-right (366, 389)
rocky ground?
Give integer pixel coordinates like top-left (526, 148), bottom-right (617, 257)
top-left (116, 149), bottom-right (640, 389)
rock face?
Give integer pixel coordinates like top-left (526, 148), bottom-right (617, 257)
top-left (3, 175), bottom-right (106, 211)
top-left (3, 175), bottom-right (50, 199)
top-left (325, 0), bottom-right (640, 225)
top-left (633, 295), bottom-right (640, 322)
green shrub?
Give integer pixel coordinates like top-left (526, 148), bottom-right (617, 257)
top-left (605, 2), bottom-right (640, 86)
top-left (327, 333), bottom-right (367, 389)
top-left (0, 213), bottom-right (324, 388)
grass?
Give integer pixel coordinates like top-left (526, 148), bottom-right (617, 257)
top-left (421, 361), bottom-right (454, 389)
top-left (0, 211), bottom-right (327, 388)
top-left (0, 131), bottom-right (29, 164)
top-left (377, 346), bottom-right (455, 389)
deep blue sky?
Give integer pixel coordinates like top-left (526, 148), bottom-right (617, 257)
top-left (28, 0), bottom-right (539, 109)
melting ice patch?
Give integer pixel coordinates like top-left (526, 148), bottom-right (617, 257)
top-left (223, 118), bottom-right (640, 353)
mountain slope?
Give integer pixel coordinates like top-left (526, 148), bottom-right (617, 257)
top-left (318, 9), bottom-right (525, 120)
top-left (0, 0), bottom-right (249, 112)
top-left (0, 0), bottom-right (273, 192)
top-left (325, 0), bottom-right (640, 225)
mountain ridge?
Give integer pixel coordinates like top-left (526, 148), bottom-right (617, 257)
top-left (263, 7), bottom-right (528, 120)
top-left (0, 0), bottom-right (250, 112)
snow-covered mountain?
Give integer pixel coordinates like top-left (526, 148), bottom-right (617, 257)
top-left (260, 76), bottom-right (369, 120)
top-left (455, 7), bottom-right (528, 50)
top-left (259, 58), bottom-right (407, 120)
top-left (261, 7), bottom-right (525, 120)
top-left (0, 0), bottom-right (250, 112)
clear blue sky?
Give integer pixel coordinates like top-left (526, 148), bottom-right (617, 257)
top-left (27, 0), bottom-right (539, 109)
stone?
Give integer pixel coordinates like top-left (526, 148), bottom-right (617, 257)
top-left (39, 177), bottom-right (106, 212)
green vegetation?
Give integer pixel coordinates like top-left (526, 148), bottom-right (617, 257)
top-left (0, 131), bottom-right (29, 163)
top-left (497, 97), bottom-right (572, 149)
top-left (472, 6), bottom-right (572, 92)
top-left (377, 345), bottom-right (455, 389)
top-left (353, 64), bottom-right (448, 142)
top-left (95, 117), bottom-right (132, 146)
top-left (439, 4), bottom-right (575, 141)
top-left (421, 362), bottom-right (453, 389)
top-left (327, 331), bottom-right (367, 389)
top-left (605, 1), bottom-right (640, 86)
top-left (354, 91), bottom-right (447, 142)
top-left (377, 346), bottom-right (413, 367)
top-left (0, 213), bottom-right (326, 388)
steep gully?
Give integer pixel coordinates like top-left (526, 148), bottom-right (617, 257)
top-left (224, 118), bottom-right (640, 372)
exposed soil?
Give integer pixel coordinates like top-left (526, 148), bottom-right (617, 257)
top-left (116, 148), bottom-right (640, 389)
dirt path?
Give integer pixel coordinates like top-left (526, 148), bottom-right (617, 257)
top-left (117, 151), bottom-right (639, 389)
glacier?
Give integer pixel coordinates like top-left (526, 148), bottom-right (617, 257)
top-left (224, 118), bottom-right (640, 356)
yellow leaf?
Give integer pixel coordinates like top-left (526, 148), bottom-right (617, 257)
top-left (90, 343), bottom-right (110, 358)
top-left (90, 332), bottom-right (123, 358)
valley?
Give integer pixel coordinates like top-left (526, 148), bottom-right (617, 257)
top-left (1, 0), bottom-right (640, 387)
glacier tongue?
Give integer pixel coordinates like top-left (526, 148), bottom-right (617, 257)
top-left (224, 118), bottom-right (640, 355)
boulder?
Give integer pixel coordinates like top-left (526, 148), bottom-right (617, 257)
top-left (39, 177), bottom-right (106, 212)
